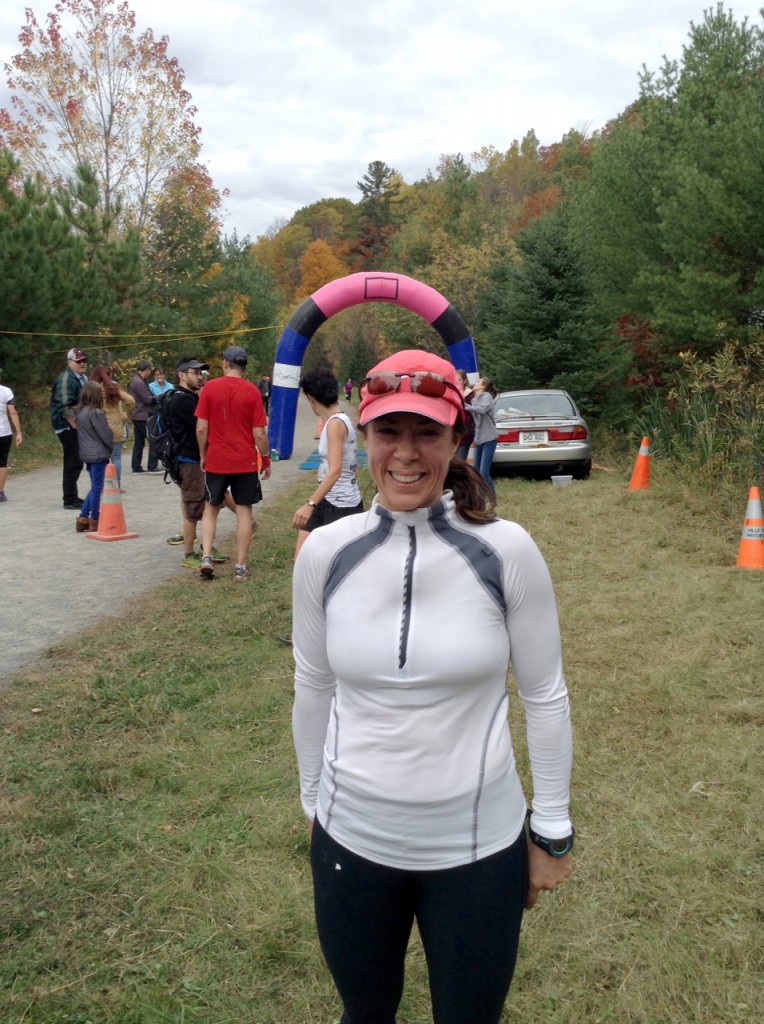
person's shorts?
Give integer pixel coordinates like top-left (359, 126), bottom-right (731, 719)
top-left (305, 498), bottom-right (364, 532)
top-left (0, 434), bottom-right (12, 468)
top-left (178, 462), bottom-right (205, 522)
top-left (204, 470), bottom-right (262, 508)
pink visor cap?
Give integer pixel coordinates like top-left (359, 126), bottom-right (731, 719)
top-left (358, 350), bottom-right (465, 428)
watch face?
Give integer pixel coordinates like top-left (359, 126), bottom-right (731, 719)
top-left (549, 837), bottom-right (573, 856)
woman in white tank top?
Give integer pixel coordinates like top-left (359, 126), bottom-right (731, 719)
top-left (291, 367), bottom-right (364, 558)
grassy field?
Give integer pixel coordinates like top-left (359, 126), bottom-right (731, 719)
top-left (2, 453), bottom-right (763, 1023)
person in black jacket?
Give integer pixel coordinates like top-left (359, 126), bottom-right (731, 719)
top-left (165, 356), bottom-right (209, 568)
top-left (128, 359), bottom-right (160, 473)
top-left (257, 374), bottom-right (272, 415)
top-left (50, 347), bottom-right (88, 508)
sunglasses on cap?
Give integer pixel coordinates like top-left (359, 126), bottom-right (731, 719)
top-left (358, 371), bottom-right (463, 401)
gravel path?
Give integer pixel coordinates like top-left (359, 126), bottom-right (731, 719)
top-left (0, 397), bottom-right (321, 684)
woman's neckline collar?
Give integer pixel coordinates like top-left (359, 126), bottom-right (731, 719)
top-left (373, 491), bottom-right (454, 521)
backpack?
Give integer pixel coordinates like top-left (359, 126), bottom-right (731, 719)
top-left (147, 389), bottom-right (188, 485)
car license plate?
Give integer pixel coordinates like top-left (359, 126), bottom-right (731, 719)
top-left (520, 431), bottom-right (547, 444)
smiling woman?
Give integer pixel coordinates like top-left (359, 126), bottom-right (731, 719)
top-left (364, 412), bottom-right (457, 512)
top-left (291, 348), bottom-right (575, 1024)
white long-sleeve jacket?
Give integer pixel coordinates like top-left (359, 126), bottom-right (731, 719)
top-left (292, 493), bottom-right (572, 870)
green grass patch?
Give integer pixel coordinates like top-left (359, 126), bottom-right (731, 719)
top-left (2, 461), bottom-right (763, 1023)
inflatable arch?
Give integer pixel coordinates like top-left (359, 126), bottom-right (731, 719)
top-left (268, 272), bottom-right (478, 459)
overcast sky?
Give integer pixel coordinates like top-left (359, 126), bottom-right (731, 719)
top-left (1, 1), bottom-right (762, 240)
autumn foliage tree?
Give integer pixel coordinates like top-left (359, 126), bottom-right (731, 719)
top-left (295, 240), bottom-right (348, 300)
top-left (0, 0), bottom-right (201, 230)
top-left (145, 163), bottom-right (223, 300)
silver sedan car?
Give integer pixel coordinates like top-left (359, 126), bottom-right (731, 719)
top-left (491, 389), bottom-right (592, 478)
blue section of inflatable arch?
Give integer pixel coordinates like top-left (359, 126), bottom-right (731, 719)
top-left (269, 328), bottom-right (311, 460)
top-left (447, 336), bottom-right (479, 376)
top-left (278, 327), bottom-right (311, 365)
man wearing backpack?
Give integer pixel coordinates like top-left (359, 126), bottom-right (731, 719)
top-left (164, 356), bottom-right (210, 570)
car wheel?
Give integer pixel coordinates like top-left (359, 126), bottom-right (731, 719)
top-left (572, 461), bottom-right (591, 480)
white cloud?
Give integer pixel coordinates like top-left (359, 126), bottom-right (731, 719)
top-left (1, 0), bottom-right (762, 238)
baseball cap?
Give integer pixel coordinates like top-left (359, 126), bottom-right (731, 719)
top-left (176, 357), bottom-right (209, 373)
top-left (136, 359), bottom-right (153, 371)
top-left (222, 345), bottom-right (248, 365)
top-left (67, 348), bottom-right (87, 362)
top-left (358, 350), bottom-right (465, 427)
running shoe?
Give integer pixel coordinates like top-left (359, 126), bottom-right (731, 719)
top-left (0, 491), bottom-right (6, 502)
top-left (166, 533), bottom-right (185, 546)
top-left (191, 546), bottom-right (228, 562)
top-left (233, 565), bottom-right (251, 582)
top-left (181, 552), bottom-right (203, 569)
top-left (199, 555), bottom-right (215, 579)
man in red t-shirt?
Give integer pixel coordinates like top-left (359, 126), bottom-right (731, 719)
top-left (195, 346), bottom-right (271, 580)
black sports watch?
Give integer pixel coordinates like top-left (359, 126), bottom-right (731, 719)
top-left (528, 818), bottom-right (574, 858)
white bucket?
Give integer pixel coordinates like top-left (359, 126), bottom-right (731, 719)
top-left (551, 475), bottom-right (573, 487)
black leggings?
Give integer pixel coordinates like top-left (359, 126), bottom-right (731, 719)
top-left (0, 433), bottom-right (12, 468)
top-left (310, 821), bottom-right (528, 1024)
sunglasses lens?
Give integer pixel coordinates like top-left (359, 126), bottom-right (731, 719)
top-left (361, 371), bottom-right (458, 407)
top-left (410, 374), bottom-right (447, 397)
top-left (365, 373), bottom-right (398, 395)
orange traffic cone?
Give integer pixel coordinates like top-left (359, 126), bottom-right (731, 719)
top-left (736, 486), bottom-right (764, 570)
top-left (86, 464), bottom-right (139, 542)
top-left (314, 418), bottom-right (324, 439)
top-left (628, 436), bottom-right (650, 491)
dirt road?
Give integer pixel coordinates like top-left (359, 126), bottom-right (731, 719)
top-left (0, 397), bottom-right (320, 684)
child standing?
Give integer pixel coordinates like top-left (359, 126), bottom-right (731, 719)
top-left (74, 381), bottom-right (113, 532)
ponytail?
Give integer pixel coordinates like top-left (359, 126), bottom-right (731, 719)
top-left (445, 458), bottom-right (497, 524)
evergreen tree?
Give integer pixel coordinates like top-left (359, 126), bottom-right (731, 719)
top-left (215, 233), bottom-right (280, 373)
top-left (355, 160), bottom-right (402, 268)
top-left (579, 3), bottom-right (764, 365)
top-left (477, 204), bottom-right (625, 418)
top-left (0, 150), bottom-right (142, 393)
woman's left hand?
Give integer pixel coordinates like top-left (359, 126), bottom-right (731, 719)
top-left (525, 843), bottom-right (573, 909)
top-left (292, 503), bottom-right (312, 530)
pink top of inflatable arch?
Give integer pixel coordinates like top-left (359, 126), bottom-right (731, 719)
top-left (311, 272), bottom-right (449, 324)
